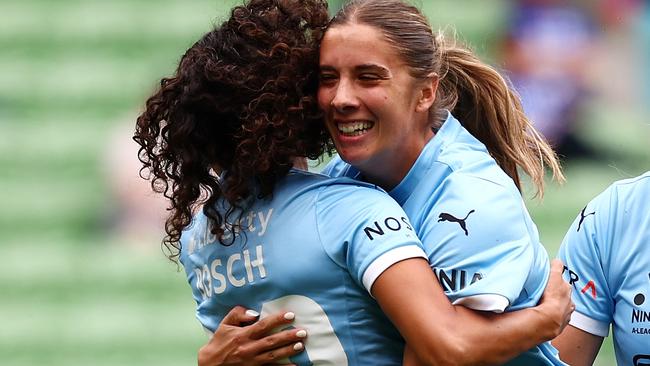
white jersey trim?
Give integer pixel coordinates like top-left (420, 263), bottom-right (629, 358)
top-left (362, 245), bottom-right (427, 293)
top-left (568, 310), bottom-right (610, 337)
top-left (452, 294), bottom-right (510, 313)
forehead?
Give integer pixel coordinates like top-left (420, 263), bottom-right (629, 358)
top-left (319, 23), bottom-right (402, 67)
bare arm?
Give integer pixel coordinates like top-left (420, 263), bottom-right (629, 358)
top-left (197, 306), bottom-right (307, 366)
top-left (372, 258), bottom-right (573, 366)
top-left (552, 325), bottom-right (604, 366)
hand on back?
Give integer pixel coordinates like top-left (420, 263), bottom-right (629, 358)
top-left (198, 306), bottom-right (307, 366)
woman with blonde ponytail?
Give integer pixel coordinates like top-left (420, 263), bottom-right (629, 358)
top-left (317, 0), bottom-right (568, 365)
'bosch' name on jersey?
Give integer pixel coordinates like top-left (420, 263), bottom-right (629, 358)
top-left (193, 245), bottom-right (267, 300)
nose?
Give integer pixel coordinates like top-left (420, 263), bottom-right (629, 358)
top-left (331, 80), bottom-right (359, 113)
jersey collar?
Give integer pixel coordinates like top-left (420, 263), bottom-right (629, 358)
top-left (389, 111), bottom-right (463, 205)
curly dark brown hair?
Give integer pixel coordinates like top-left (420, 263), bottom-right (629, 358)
top-left (133, 0), bottom-right (331, 262)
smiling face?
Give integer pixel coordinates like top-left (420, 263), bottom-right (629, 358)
top-left (317, 23), bottom-right (435, 189)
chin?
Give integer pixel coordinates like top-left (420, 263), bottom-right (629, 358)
top-left (337, 149), bottom-right (369, 168)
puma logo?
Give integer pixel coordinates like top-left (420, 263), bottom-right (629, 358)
top-left (438, 210), bottom-right (475, 236)
top-left (577, 206), bottom-right (595, 232)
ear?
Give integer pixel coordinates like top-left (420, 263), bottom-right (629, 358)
top-left (415, 76), bottom-right (438, 113)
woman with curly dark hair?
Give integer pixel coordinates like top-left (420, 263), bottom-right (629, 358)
top-left (135, 0), bottom-right (428, 363)
top-left (135, 1), bottom-right (573, 365)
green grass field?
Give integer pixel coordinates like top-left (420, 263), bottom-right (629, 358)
top-left (2, 0), bottom-right (648, 364)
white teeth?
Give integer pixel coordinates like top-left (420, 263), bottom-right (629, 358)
top-left (337, 121), bottom-right (373, 135)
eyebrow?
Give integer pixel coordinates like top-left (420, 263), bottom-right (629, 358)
top-left (356, 64), bottom-right (389, 74)
top-left (319, 64), bottom-right (391, 76)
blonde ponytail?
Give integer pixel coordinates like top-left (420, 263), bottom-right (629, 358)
top-left (434, 35), bottom-right (564, 195)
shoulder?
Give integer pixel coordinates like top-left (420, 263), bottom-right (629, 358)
top-left (286, 168), bottom-right (382, 193)
top-left (591, 172), bottom-right (650, 245)
top-left (439, 170), bottom-right (523, 213)
top-left (281, 169), bottom-right (397, 215)
top-left (316, 178), bottom-right (396, 213)
top-left (559, 172), bottom-right (650, 279)
top-left (424, 171), bottom-right (535, 244)
top-left (580, 172), bottom-right (650, 229)
top-left (277, 169), bottom-right (361, 200)
top-left (320, 155), bottom-right (359, 179)
top-left (603, 171), bottom-right (650, 205)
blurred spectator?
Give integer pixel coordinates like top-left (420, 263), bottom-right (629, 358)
top-left (103, 118), bottom-right (168, 249)
top-left (597, 0), bottom-right (640, 28)
top-left (589, 0), bottom-right (648, 114)
top-left (502, 0), bottom-right (599, 159)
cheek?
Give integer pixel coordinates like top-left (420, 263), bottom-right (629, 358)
top-left (362, 91), bottom-right (390, 112)
top-left (317, 88), bottom-right (331, 110)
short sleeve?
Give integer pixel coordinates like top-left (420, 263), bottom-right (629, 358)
top-left (316, 183), bottom-right (426, 293)
top-left (421, 176), bottom-right (542, 312)
top-left (448, 235), bottom-right (536, 313)
top-left (557, 189), bottom-right (614, 337)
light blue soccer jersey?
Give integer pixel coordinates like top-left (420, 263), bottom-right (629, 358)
top-left (179, 169), bottom-right (426, 366)
top-left (324, 112), bottom-right (565, 365)
top-left (558, 172), bottom-right (650, 365)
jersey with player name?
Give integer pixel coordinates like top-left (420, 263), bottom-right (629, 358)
top-left (558, 172), bottom-right (650, 365)
top-left (323, 112), bottom-right (565, 365)
top-left (179, 169), bottom-right (426, 366)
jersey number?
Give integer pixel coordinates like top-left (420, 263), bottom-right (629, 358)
top-left (261, 295), bottom-right (348, 365)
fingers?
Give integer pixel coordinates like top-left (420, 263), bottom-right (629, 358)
top-left (198, 308), bottom-right (306, 366)
top-left (254, 341), bottom-right (306, 365)
top-left (245, 328), bottom-right (308, 355)
top-left (543, 259), bottom-right (571, 296)
top-left (249, 311), bottom-right (296, 339)
top-left (549, 259), bottom-right (565, 274)
top-left (221, 305), bottom-right (260, 326)
top-left (541, 259), bottom-right (575, 335)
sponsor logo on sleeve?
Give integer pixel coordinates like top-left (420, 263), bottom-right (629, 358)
top-left (363, 216), bottom-right (413, 240)
top-left (576, 206), bottom-right (595, 232)
top-left (562, 266), bottom-right (598, 299)
top-left (433, 267), bottom-right (483, 292)
top-left (563, 267), bottom-right (650, 338)
top-left (437, 209), bottom-right (475, 236)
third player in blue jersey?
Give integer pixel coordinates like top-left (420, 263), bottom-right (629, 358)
top-left (554, 172), bottom-right (650, 365)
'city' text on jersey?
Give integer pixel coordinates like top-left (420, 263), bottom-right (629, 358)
top-left (188, 208), bottom-right (274, 254)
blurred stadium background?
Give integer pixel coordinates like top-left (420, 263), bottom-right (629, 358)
top-left (1, 0), bottom-right (648, 364)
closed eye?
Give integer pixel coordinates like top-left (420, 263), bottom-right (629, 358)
top-left (319, 73), bottom-right (338, 85)
top-left (359, 73), bottom-right (381, 80)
